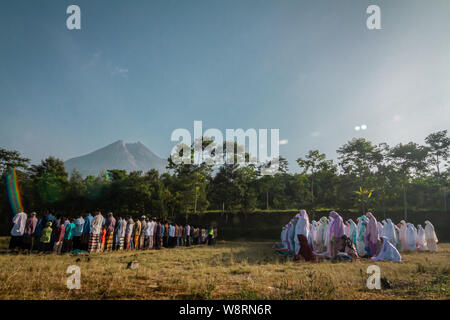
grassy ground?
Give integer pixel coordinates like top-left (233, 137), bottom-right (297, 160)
top-left (0, 238), bottom-right (448, 300)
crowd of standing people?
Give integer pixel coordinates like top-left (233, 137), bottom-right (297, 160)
top-left (277, 210), bottom-right (439, 263)
top-left (8, 210), bottom-right (218, 254)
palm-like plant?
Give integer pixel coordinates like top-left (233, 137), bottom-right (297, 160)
top-left (355, 186), bottom-right (374, 214)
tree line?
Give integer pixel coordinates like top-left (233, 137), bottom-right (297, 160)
top-left (1, 130), bottom-right (449, 233)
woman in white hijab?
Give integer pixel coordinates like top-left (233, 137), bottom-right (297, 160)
top-left (424, 221), bottom-right (438, 252)
top-left (310, 220), bottom-right (318, 251)
top-left (399, 220), bottom-right (408, 251)
top-left (405, 223), bottom-right (417, 251)
top-left (382, 220), bottom-right (387, 236)
top-left (294, 210), bottom-right (310, 256)
top-left (324, 216), bottom-right (334, 257)
top-left (416, 224), bottom-right (427, 251)
top-left (383, 218), bottom-right (397, 248)
top-left (371, 236), bottom-right (402, 262)
top-left (377, 221), bottom-right (384, 238)
top-left (315, 217), bottom-right (328, 253)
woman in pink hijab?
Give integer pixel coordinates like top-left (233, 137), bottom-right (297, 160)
top-left (366, 212), bottom-right (379, 257)
top-left (328, 211), bottom-right (345, 258)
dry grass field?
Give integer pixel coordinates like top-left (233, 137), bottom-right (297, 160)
top-left (0, 238), bottom-right (448, 300)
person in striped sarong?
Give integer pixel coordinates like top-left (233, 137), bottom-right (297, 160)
top-left (119, 236), bottom-right (125, 250)
top-left (113, 216), bottom-right (126, 250)
top-left (104, 212), bottom-right (116, 251)
top-left (119, 216), bottom-right (126, 250)
top-left (88, 211), bottom-right (104, 253)
top-left (88, 233), bottom-right (99, 253)
top-left (124, 216), bottom-right (134, 250)
top-left (81, 212), bottom-right (93, 251)
top-left (143, 217), bottom-right (152, 249)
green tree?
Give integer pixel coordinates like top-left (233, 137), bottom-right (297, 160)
top-left (425, 130), bottom-right (450, 212)
top-left (29, 157), bottom-right (69, 208)
top-left (337, 138), bottom-right (382, 184)
top-left (0, 148), bottom-right (30, 173)
top-left (297, 150), bottom-right (333, 205)
top-left (389, 142), bottom-right (429, 219)
top-left (233, 165), bottom-right (258, 214)
top-left (167, 137), bottom-right (213, 218)
top-left (209, 163), bottom-right (240, 212)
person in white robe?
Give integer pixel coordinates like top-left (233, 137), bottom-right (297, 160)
top-left (416, 224), bottom-right (427, 251)
top-left (377, 221), bottom-right (384, 239)
top-left (9, 211), bottom-right (27, 251)
top-left (294, 210), bottom-right (310, 255)
top-left (347, 219), bottom-right (357, 245)
top-left (383, 218), bottom-right (397, 248)
top-left (424, 220), bottom-right (438, 252)
top-left (381, 220), bottom-right (387, 236)
top-left (399, 220), bottom-right (408, 251)
top-left (309, 220), bottom-right (318, 251)
top-left (323, 216), bottom-right (334, 257)
top-left (315, 217), bottom-right (328, 253)
top-left (286, 220), bottom-right (295, 254)
top-left (371, 236), bottom-right (402, 262)
top-left (405, 223), bottom-right (417, 251)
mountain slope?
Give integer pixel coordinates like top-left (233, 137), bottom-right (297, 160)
top-left (64, 140), bottom-right (167, 177)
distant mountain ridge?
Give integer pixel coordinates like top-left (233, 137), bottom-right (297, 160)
top-left (65, 140), bottom-right (167, 177)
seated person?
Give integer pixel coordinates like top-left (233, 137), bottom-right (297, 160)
top-left (296, 234), bottom-right (316, 262)
top-left (371, 236), bottom-right (401, 262)
top-left (340, 235), bottom-right (359, 260)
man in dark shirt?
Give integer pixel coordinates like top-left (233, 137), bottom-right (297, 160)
top-left (155, 220), bottom-right (161, 250)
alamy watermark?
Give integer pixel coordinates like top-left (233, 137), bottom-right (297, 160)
top-left (366, 265), bottom-right (381, 290)
top-left (170, 121), bottom-right (281, 175)
top-left (66, 265), bottom-right (81, 290)
top-left (65, 4), bottom-right (381, 31)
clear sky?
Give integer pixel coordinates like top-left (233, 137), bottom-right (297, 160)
top-left (1, 0), bottom-right (449, 171)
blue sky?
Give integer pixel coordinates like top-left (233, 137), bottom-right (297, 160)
top-left (0, 0), bottom-right (449, 171)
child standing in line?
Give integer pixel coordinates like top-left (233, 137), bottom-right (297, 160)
top-left (39, 222), bottom-right (53, 253)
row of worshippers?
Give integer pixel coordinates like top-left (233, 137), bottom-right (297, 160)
top-left (277, 210), bottom-right (438, 263)
top-left (8, 210), bottom-right (218, 254)
top-left (347, 216), bottom-right (438, 256)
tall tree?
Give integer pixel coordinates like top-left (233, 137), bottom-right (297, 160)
top-left (167, 137), bottom-right (213, 218)
top-left (337, 139), bottom-right (383, 212)
top-left (29, 157), bottom-right (69, 208)
top-left (297, 150), bottom-right (333, 205)
top-left (425, 130), bottom-right (450, 212)
top-left (337, 138), bottom-right (382, 182)
top-left (389, 142), bottom-right (429, 219)
top-left (29, 156), bottom-right (68, 180)
top-left (0, 148), bottom-right (30, 174)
